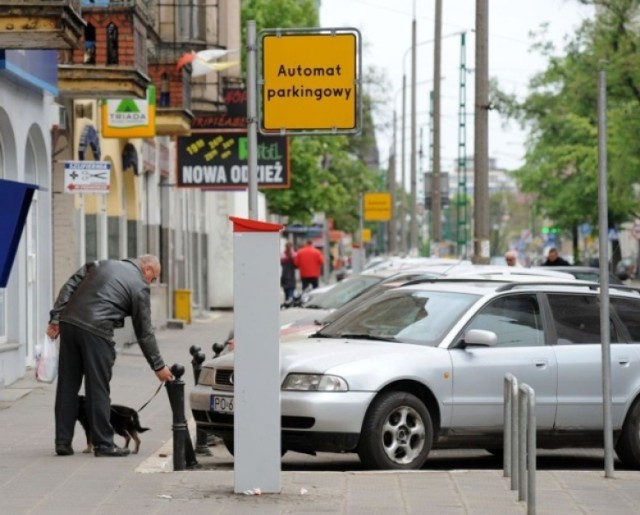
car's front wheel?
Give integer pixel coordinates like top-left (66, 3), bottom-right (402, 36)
top-left (357, 391), bottom-right (433, 470)
top-left (615, 399), bottom-right (640, 469)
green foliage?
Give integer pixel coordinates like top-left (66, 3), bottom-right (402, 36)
top-left (492, 0), bottom-right (640, 231)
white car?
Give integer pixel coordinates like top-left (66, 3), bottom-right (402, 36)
top-left (191, 279), bottom-right (640, 470)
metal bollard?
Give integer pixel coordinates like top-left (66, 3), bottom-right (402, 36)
top-left (519, 384), bottom-right (537, 515)
top-left (189, 346), bottom-right (212, 456)
top-left (165, 363), bottom-right (198, 470)
top-left (503, 373), bottom-right (514, 478)
top-left (510, 375), bottom-right (519, 491)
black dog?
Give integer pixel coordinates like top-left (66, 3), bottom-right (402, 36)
top-left (77, 396), bottom-right (149, 454)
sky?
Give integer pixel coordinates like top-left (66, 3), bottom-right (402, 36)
top-left (319, 0), bottom-right (595, 175)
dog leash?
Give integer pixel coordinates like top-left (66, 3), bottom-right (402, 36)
top-left (137, 381), bottom-right (165, 413)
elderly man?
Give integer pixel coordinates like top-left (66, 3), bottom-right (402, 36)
top-left (504, 250), bottom-right (521, 267)
top-left (47, 255), bottom-right (173, 458)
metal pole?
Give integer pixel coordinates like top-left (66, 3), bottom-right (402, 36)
top-left (409, 15), bottom-right (418, 255)
top-left (431, 0), bottom-right (442, 246)
top-left (598, 67), bottom-right (615, 478)
top-left (518, 385), bottom-right (527, 502)
top-left (388, 111), bottom-right (397, 255)
top-left (246, 21), bottom-right (258, 219)
top-left (503, 374), bottom-right (513, 477)
top-left (401, 74), bottom-right (407, 255)
top-left (526, 385), bottom-right (537, 515)
top-left (473, 0), bottom-right (490, 264)
top-left (510, 375), bottom-right (519, 491)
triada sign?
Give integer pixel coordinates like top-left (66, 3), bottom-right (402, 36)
top-left (101, 86), bottom-right (156, 138)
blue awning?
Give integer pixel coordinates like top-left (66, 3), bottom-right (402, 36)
top-left (0, 179), bottom-right (39, 287)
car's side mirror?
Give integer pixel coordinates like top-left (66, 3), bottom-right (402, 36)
top-left (462, 329), bottom-right (498, 348)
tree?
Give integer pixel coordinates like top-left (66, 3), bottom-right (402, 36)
top-left (492, 0), bottom-right (640, 252)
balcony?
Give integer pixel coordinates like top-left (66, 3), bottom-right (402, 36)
top-left (0, 1), bottom-right (85, 49)
top-left (147, 42), bottom-right (193, 136)
top-left (57, 0), bottom-right (153, 99)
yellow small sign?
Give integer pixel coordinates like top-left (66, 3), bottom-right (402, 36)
top-left (364, 192), bottom-right (392, 221)
top-left (101, 86), bottom-right (156, 138)
top-left (361, 228), bottom-right (371, 242)
top-left (261, 31), bottom-right (358, 131)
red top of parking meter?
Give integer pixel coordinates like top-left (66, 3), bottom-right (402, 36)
top-left (229, 216), bottom-right (283, 233)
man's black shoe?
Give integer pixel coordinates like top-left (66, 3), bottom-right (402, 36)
top-left (55, 444), bottom-right (74, 456)
top-left (94, 446), bottom-right (130, 457)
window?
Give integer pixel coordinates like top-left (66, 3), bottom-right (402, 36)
top-left (177, 0), bottom-right (206, 41)
top-left (611, 297), bottom-right (640, 342)
top-left (466, 294), bottom-right (544, 347)
top-left (547, 294), bottom-right (619, 345)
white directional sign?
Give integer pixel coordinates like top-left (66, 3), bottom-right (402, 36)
top-left (64, 161), bottom-right (111, 194)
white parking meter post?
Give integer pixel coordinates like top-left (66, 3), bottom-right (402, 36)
top-left (230, 216), bottom-right (283, 493)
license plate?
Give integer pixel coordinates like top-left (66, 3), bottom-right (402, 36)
top-left (210, 395), bottom-right (234, 414)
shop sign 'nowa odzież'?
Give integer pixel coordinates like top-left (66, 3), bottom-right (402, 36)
top-left (260, 28), bottom-right (361, 135)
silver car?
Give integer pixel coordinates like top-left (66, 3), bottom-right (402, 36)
top-left (190, 279), bottom-right (640, 470)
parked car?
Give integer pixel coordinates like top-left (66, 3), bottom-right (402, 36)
top-left (191, 279), bottom-right (640, 470)
top-left (532, 266), bottom-right (624, 285)
top-left (281, 260), bottom-right (474, 326)
top-left (281, 265), bottom-right (578, 341)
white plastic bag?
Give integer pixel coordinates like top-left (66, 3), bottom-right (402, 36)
top-left (35, 335), bottom-right (58, 383)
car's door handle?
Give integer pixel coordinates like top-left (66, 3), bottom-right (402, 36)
top-left (533, 359), bottom-right (548, 368)
top-left (618, 358), bottom-right (630, 366)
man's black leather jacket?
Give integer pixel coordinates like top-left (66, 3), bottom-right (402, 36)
top-left (49, 259), bottom-right (165, 371)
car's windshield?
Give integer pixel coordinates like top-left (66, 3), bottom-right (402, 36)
top-left (304, 274), bottom-right (384, 309)
top-left (317, 290), bottom-right (480, 346)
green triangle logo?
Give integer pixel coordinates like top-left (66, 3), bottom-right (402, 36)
top-left (115, 99), bottom-right (140, 113)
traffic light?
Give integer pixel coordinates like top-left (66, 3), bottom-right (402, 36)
top-left (541, 227), bottom-right (559, 235)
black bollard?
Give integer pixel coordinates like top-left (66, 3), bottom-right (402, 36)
top-left (189, 348), bottom-right (212, 456)
top-left (189, 345), bottom-right (203, 383)
top-left (165, 363), bottom-right (198, 470)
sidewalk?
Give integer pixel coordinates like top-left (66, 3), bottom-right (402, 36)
top-left (1, 311), bottom-right (640, 514)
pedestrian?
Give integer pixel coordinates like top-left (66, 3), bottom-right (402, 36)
top-left (47, 255), bottom-right (173, 458)
top-left (542, 247), bottom-right (571, 266)
top-left (504, 250), bottom-right (520, 267)
top-left (294, 239), bottom-right (325, 290)
top-left (280, 241), bottom-right (297, 302)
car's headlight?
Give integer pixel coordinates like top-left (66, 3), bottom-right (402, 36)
top-left (282, 373), bottom-right (348, 391)
top-left (198, 367), bottom-right (215, 386)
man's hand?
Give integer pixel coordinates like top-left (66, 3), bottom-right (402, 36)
top-left (46, 323), bottom-right (59, 340)
top-left (155, 366), bottom-right (174, 383)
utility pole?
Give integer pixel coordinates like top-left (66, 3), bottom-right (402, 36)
top-left (388, 110), bottom-right (397, 255)
top-left (401, 73), bottom-right (407, 255)
top-left (473, 0), bottom-right (490, 263)
top-left (409, 13), bottom-right (418, 255)
top-left (431, 0), bottom-right (443, 250)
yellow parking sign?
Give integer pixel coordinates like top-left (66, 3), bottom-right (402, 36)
top-left (261, 29), bottom-right (360, 133)
top-left (364, 192), bottom-right (391, 221)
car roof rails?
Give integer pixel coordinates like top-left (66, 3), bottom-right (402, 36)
top-left (495, 281), bottom-right (640, 295)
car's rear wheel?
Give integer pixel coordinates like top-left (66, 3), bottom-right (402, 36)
top-left (615, 399), bottom-right (640, 469)
top-left (357, 391), bottom-right (433, 470)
